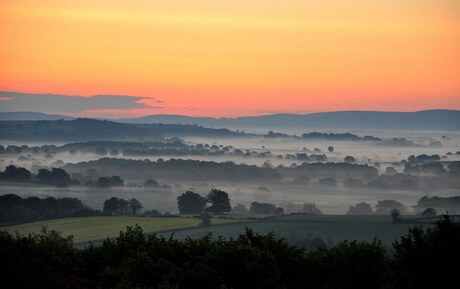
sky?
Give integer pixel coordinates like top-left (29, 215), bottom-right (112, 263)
top-left (0, 0), bottom-right (459, 117)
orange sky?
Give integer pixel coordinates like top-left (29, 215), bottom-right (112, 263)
top-left (1, 0), bottom-right (459, 117)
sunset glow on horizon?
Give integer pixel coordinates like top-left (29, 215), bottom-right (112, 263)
top-left (1, 0), bottom-right (459, 117)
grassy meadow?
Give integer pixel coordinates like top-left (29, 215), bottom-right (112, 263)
top-left (157, 214), bottom-right (434, 245)
top-left (1, 214), bottom-right (435, 246)
top-left (1, 216), bottom-right (240, 244)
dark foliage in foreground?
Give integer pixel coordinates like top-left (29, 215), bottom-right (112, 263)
top-left (0, 216), bottom-right (458, 289)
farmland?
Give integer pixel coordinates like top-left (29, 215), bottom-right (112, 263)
top-left (157, 214), bottom-right (435, 245)
top-left (1, 214), bottom-right (434, 247)
top-left (1, 216), bottom-right (240, 244)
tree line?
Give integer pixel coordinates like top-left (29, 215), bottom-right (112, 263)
top-left (0, 194), bottom-right (98, 223)
top-left (0, 165), bottom-right (126, 188)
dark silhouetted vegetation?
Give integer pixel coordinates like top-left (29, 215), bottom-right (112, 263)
top-left (0, 215), bottom-right (458, 289)
top-left (0, 194), bottom-right (99, 223)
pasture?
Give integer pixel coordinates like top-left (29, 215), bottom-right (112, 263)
top-left (158, 214), bottom-right (435, 245)
top-left (1, 214), bottom-right (435, 247)
top-left (1, 216), bottom-right (240, 244)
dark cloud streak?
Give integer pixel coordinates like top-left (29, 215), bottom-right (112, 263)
top-left (0, 91), bottom-right (162, 113)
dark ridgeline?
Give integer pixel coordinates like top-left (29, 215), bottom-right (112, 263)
top-left (0, 118), bottom-right (243, 141)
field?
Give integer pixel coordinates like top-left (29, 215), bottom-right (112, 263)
top-left (1, 214), bottom-right (434, 247)
top-left (157, 214), bottom-right (434, 245)
top-left (1, 216), bottom-right (240, 244)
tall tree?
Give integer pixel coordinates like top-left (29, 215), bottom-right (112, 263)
top-left (128, 198), bottom-right (143, 216)
top-left (177, 191), bottom-right (206, 214)
top-left (103, 197), bottom-right (120, 215)
top-left (206, 189), bottom-right (231, 214)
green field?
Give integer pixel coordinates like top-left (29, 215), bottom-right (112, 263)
top-left (1, 216), bottom-right (240, 244)
top-left (157, 214), bottom-right (434, 245)
top-left (1, 214), bottom-right (434, 247)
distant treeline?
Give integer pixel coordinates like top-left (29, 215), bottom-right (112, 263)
top-left (346, 196), bottom-right (460, 216)
top-left (1, 216), bottom-right (459, 289)
top-left (0, 165), bottom-right (128, 188)
top-left (61, 158), bottom-right (460, 189)
top-left (64, 158), bottom-right (379, 182)
top-left (0, 118), bottom-right (244, 141)
top-left (302, 132), bottom-right (380, 141)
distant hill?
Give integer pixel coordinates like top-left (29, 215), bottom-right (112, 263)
top-left (117, 110), bottom-right (460, 131)
top-left (0, 111), bottom-right (74, 121)
top-left (0, 118), bottom-right (243, 141)
top-left (2, 110), bottom-right (459, 131)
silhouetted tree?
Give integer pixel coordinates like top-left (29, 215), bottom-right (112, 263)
top-left (177, 191), bottom-right (206, 214)
top-left (347, 202), bottom-right (373, 215)
top-left (344, 156), bottom-right (356, 163)
top-left (103, 197), bottom-right (129, 215)
top-left (376, 200), bottom-right (408, 215)
top-left (231, 204), bottom-right (249, 215)
top-left (0, 165), bottom-right (32, 182)
top-left (143, 179), bottom-right (160, 187)
top-left (205, 189), bottom-right (231, 214)
top-left (421, 208), bottom-right (437, 217)
top-left (391, 208), bottom-right (401, 223)
top-left (95, 176), bottom-right (124, 187)
top-left (390, 215), bottom-right (460, 289)
top-left (128, 198), bottom-right (143, 215)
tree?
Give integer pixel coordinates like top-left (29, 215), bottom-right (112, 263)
top-left (328, 146), bottom-right (334, 152)
top-left (95, 176), bottom-right (124, 187)
top-left (36, 168), bottom-right (71, 186)
top-left (177, 191), bottom-right (206, 214)
top-left (391, 208), bottom-right (401, 223)
top-left (376, 199), bottom-right (408, 215)
top-left (390, 215), bottom-right (460, 288)
top-left (103, 197), bottom-right (121, 215)
top-left (0, 165), bottom-right (32, 182)
top-left (95, 177), bottom-right (111, 188)
top-left (36, 169), bottom-right (53, 184)
top-left (143, 179), bottom-right (160, 187)
top-left (344, 156), bottom-right (356, 163)
top-left (231, 204), bottom-right (249, 215)
top-left (301, 203), bottom-right (322, 215)
top-left (128, 198), bottom-right (143, 215)
top-left (51, 168), bottom-right (71, 186)
top-left (249, 201), bottom-right (283, 214)
top-left (347, 202), bottom-right (374, 215)
top-left (421, 208), bottom-right (437, 217)
top-left (206, 189), bottom-right (231, 214)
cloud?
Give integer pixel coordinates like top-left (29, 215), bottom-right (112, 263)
top-left (0, 91), bottom-right (163, 113)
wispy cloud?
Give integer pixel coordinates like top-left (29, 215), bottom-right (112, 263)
top-left (0, 91), bottom-right (163, 114)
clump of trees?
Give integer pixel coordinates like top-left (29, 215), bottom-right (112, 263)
top-left (0, 165), bottom-right (75, 187)
top-left (375, 200), bottom-right (409, 215)
top-left (249, 201), bottom-right (284, 214)
top-left (413, 195), bottom-right (460, 214)
top-left (36, 168), bottom-right (72, 186)
top-left (1, 215), bottom-right (458, 289)
top-left (177, 189), bottom-right (231, 214)
top-left (0, 194), bottom-right (99, 223)
top-left (94, 176), bottom-right (124, 187)
top-left (0, 165), bottom-right (32, 182)
top-left (347, 202), bottom-right (374, 215)
top-left (103, 197), bottom-right (143, 216)
top-left (300, 203), bottom-right (322, 215)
